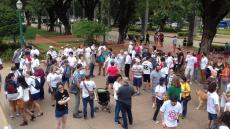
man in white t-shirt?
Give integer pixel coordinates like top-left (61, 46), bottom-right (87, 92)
top-left (80, 75), bottom-right (96, 119)
top-left (185, 52), bottom-right (197, 82)
top-left (200, 53), bottom-right (208, 83)
top-left (207, 83), bottom-right (220, 129)
top-left (142, 57), bottom-right (153, 91)
top-left (160, 95), bottom-right (182, 128)
top-left (30, 46), bottom-right (40, 58)
top-left (67, 52), bottom-right (77, 69)
top-left (85, 46), bottom-right (92, 65)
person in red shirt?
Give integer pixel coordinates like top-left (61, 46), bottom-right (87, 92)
top-left (194, 51), bottom-right (201, 82)
top-left (34, 66), bottom-right (46, 100)
top-left (106, 61), bottom-right (120, 89)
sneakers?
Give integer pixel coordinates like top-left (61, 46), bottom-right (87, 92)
top-left (30, 115), bottom-right (36, 121)
top-left (154, 120), bottom-right (159, 124)
top-left (20, 121), bottom-right (28, 126)
top-left (73, 114), bottom-right (82, 118)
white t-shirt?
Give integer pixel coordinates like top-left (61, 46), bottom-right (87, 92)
top-left (68, 56), bottom-right (77, 67)
top-left (160, 67), bottom-right (169, 78)
top-left (47, 73), bottom-right (62, 88)
top-left (85, 47), bottom-right (92, 57)
top-left (77, 48), bottom-right (84, 56)
top-left (207, 92), bottom-right (219, 114)
top-left (31, 58), bottom-right (40, 69)
top-left (142, 61), bottom-right (152, 75)
top-left (186, 55), bottom-right (197, 68)
top-left (166, 56), bottom-right (174, 68)
top-left (17, 86), bottom-right (30, 102)
top-left (224, 102), bottom-right (230, 112)
top-left (78, 59), bottom-right (86, 75)
top-left (200, 57), bottom-right (208, 70)
top-left (26, 76), bottom-right (40, 95)
top-left (116, 54), bottom-right (125, 65)
top-left (219, 125), bottom-right (229, 129)
top-left (160, 100), bottom-right (182, 128)
top-left (80, 80), bottom-right (96, 98)
top-left (30, 49), bottom-right (40, 57)
top-left (113, 81), bottom-right (122, 100)
top-left (128, 45), bottom-right (133, 54)
top-left (125, 55), bottom-right (132, 65)
top-left (155, 85), bottom-right (166, 100)
top-left (132, 64), bottom-right (143, 78)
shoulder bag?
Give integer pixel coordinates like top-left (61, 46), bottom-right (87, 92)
top-left (83, 81), bottom-right (95, 100)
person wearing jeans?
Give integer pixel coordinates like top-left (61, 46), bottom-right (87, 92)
top-left (80, 75), bottom-right (96, 119)
top-left (89, 53), bottom-right (96, 78)
top-left (117, 78), bottom-right (135, 129)
top-left (180, 76), bottom-right (191, 118)
top-left (113, 75), bottom-right (122, 123)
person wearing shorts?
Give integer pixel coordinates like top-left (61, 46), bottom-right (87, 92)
top-left (132, 58), bottom-right (143, 95)
top-left (142, 57), bottom-right (152, 91)
top-left (106, 61), bottom-right (119, 89)
top-left (55, 82), bottom-right (70, 129)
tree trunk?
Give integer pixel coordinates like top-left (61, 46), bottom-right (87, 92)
top-left (200, 21), bottom-right (217, 54)
top-left (141, 16), bottom-right (145, 36)
top-left (187, 12), bottom-right (196, 46)
top-left (159, 18), bottom-right (167, 32)
top-left (47, 8), bottom-right (56, 32)
top-left (143, 0), bottom-right (149, 36)
top-left (25, 11), bottom-right (31, 26)
top-left (38, 15), bottom-right (42, 29)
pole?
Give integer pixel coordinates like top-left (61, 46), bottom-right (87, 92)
top-left (18, 10), bottom-right (24, 48)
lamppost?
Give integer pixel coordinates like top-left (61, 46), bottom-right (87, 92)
top-left (16, 0), bottom-right (24, 48)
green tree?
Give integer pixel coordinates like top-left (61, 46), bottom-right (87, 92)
top-left (78, 0), bottom-right (99, 20)
top-left (197, 0), bottom-right (230, 54)
top-left (0, 5), bottom-right (19, 43)
top-left (72, 20), bottom-right (110, 45)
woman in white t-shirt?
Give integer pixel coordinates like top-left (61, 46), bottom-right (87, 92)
top-left (80, 75), bottom-right (96, 119)
top-left (153, 77), bottom-right (166, 124)
top-left (113, 75), bottom-right (122, 123)
top-left (160, 95), bottom-right (182, 129)
top-left (17, 76), bottom-right (36, 126)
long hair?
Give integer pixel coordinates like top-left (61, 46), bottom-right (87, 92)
top-left (17, 76), bottom-right (29, 89)
top-left (171, 75), bottom-right (181, 87)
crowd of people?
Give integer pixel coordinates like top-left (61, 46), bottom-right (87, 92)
top-left (1, 35), bottom-right (230, 129)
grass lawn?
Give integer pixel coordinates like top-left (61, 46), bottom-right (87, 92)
top-left (217, 29), bottom-right (230, 35)
top-left (2, 26), bottom-right (61, 41)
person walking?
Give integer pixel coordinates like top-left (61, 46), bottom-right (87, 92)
top-left (200, 53), bottom-right (208, 83)
top-left (153, 77), bottom-right (167, 124)
top-left (55, 82), bottom-right (70, 129)
top-left (80, 75), bottom-right (96, 119)
top-left (131, 58), bottom-right (143, 95)
top-left (89, 51), bottom-right (96, 78)
top-left (180, 76), bottom-right (191, 119)
top-left (124, 51), bottom-right (132, 79)
top-left (117, 77), bottom-right (135, 129)
top-left (160, 95), bottom-right (182, 129)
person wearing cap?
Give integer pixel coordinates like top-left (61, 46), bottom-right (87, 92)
top-left (124, 51), bottom-right (132, 79)
top-left (131, 58), bottom-right (143, 95)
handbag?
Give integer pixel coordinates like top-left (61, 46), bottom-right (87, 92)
top-left (83, 81), bottom-right (95, 100)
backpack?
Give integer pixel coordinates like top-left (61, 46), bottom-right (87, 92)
top-left (6, 82), bottom-right (18, 94)
top-left (32, 77), bottom-right (41, 90)
top-left (63, 66), bottom-right (71, 78)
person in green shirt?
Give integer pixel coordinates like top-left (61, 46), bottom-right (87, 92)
top-left (167, 76), bottom-right (181, 101)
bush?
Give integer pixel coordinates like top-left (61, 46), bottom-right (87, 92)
top-left (178, 32), bottom-right (188, 37)
top-left (210, 45), bottom-right (225, 52)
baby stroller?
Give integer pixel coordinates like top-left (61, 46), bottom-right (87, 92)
top-left (96, 88), bottom-right (111, 113)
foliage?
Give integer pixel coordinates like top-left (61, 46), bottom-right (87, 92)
top-left (178, 32), bottom-right (188, 37)
top-left (210, 45), bottom-right (225, 52)
top-left (72, 20), bottom-right (110, 44)
top-left (0, 5), bottom-right (19, 43)
top-left (0, 43), bottom-right (20, 61)
top-left (24, 26), bottom-right (60, 39)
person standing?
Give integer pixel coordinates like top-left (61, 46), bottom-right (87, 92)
top-left (128, 42), bottom-right (134, 57)
top-left (113, 75), bottom-right (123, 124)
top-left (117, 77), bottom-right (135, 129)
top-left (146, 33), bottom-right (150, 44)
top-left (89, 51), bottom-right (96, 78)
top-left (172, 36), bottom-right (177, 53)
top-left (71, 64), bottom-right (83, 118)
top-left (194, 51), bottom-right (201, 82)
top-left (153, 77), bottom-right (166, 124)
top-left (61, 60), bottom-right (72, 89)
top-left (55, 82), bottom-right (70, 129)
top-left (131, 58), bottom-right (143, 95)
top-left (160, 95), bottom-right (182, 129)
top-left (80, 75), bottom-right (96, 119)
top-left (12, 48), bottom-right (22, 69)
top-left (34, 66), bottom-right (46, 100)
top-left (184, 52), bottom-right (197, 82)
top-left (177, 48), bottom-right (184, 72)
top-left (167, 76), bottom-right (181, 101)
top-left (180, 76), bottom-right (191, 119)
top-left (221, 64), bottom-right (230, 92)
top-left (97, 47), bottom-right (107, 76)
top-left (207, 82), bottom-right (220, 129)
top-left (200, 53), bottom-right (208, 83)
top-left (124, 51), bottom-right (132, 79)
top-left (150, 66), bottom-right (162, 108)
top-left (142, 57), bottom-right (153, 91)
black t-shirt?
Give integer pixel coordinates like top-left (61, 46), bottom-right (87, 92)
top-left (55, 90), bottom-right (69, 111)
top-left (177, 52), bottom-right (184, 65)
